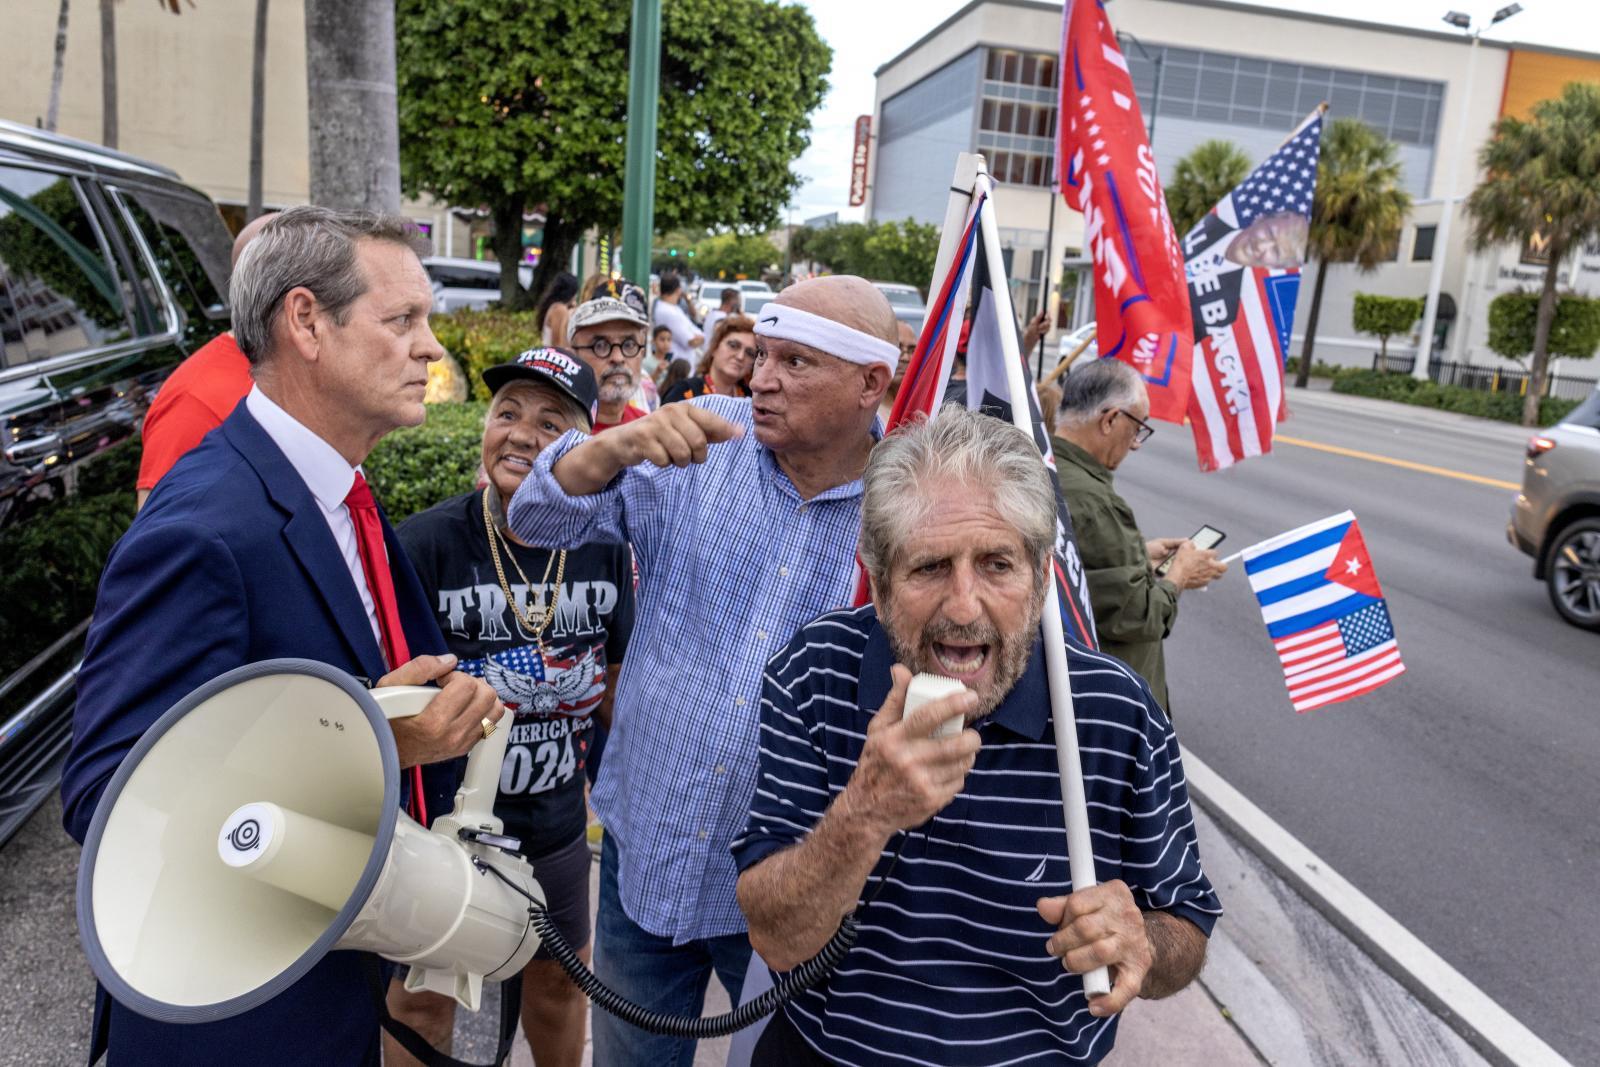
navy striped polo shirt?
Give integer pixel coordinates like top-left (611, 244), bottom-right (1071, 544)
top-left (730, 605), bottom-right (1222, 1066)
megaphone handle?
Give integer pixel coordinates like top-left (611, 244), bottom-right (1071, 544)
top-left (369, 685), bottom-right (509, 830)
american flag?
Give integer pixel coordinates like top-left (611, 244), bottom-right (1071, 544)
top-left (1185, 108), bottom-right (1325, 472)
top-left (1244, 511), bottom-right (1405, 713)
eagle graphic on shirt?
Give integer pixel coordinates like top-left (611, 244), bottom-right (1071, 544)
top-left (468, 643), bottom-right (604, 718)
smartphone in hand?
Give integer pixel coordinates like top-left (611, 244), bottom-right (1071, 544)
top-left (1156, 525), bottom-right (1226, 577)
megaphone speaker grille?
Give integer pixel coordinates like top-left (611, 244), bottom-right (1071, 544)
top-left (77, 659), bottom-right (401, 1024)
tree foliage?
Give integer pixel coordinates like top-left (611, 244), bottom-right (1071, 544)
top-left (1165, 140), bottom-right (1252, 238)
top-left (792, 219), bottom-right (939, 291)
top-left (1351, 293), bottom-right (1423, 359)
top-left (1486, 290), bottom-right (1600, 363)
top-left (688, 232), bottom-right (782, 280)
top-left (1467, 82), bottom-right (1600, 424)
top-left (396, 0), bottom-right (831, 308)
top-left (1296, 118), bottom-right (1411, 387)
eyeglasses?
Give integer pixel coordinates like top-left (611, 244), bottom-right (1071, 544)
top-left (574, 337), bottom-right (643, 360)
top-left (722, 338), bottom-right (755, 357)
top-left (1113, 408), bottom-right (1155, 444)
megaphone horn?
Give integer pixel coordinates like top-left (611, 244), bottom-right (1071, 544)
top-left (77, 659), bottom-right (543, 1024)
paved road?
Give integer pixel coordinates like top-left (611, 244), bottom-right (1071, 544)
top-left (1113, 386), bottom-right (1600, 1063)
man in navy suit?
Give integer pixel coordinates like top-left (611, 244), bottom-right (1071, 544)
top-left (63, 206), bottom-right (504, 1066)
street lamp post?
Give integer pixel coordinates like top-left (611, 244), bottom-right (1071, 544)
top-left (1414, 4), bottom-right (1523, 382)
top-left (621, 0), bottom-right (662, 286)
top-left (1115, 31), bottom-right (1162, 143)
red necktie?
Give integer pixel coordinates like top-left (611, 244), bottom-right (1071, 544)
top-left (344, 471), bottom-right (427, 823)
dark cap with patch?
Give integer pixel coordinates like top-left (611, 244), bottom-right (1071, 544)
top-left (480, 347), bottom-right (599, 429)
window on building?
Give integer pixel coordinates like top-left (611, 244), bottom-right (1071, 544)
top-left (1412, 224), bottom-right (1437, 262)
top-left (0, 166), bottom-right (133, 367)
top-left (1120, 43), bottom-right (1444, 147)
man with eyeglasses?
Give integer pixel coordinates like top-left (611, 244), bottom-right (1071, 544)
top-left (1051, 359), bottom-right (1226, 713)
top-left (569, 294), bottom-right (652, 431)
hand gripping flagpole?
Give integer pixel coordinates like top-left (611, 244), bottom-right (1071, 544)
top-left (971, 161), bottom-right (1112, 1000)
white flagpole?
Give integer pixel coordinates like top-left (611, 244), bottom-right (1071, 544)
top-left (972, 163), bottom-right (1112, 1000)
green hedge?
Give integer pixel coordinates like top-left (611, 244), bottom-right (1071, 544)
top-left (1331, 369), bottom-right (1579, 426)
top-left (1283, 356), bottom-right (1351, 380)
top-left (430, 310), bottom-right (544, 401)
top-left (365, 402), bottom-right (487, 524)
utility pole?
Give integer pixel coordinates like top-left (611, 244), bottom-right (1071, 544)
top-left (621, 0), bottom-right (662, 286)
top-left (1416, 4), bottom-right (1523, 381)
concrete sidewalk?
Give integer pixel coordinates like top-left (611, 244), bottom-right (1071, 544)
top-left (461, 800), bottom-right (1494, 1066)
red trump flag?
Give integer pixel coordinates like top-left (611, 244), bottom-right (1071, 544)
top-left (1057, 0), bottom-right (1193, 423)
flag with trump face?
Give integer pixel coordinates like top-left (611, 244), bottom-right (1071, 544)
top-left (1243, 511), bottom-right (1405, 713)
top-left (1056, 0), bottom-right (1193, 424)
top-left (1185, 108), bottom-right (1325, 472)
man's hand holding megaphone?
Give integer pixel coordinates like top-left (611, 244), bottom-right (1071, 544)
top-left (378, 653), bottom-right (506, 768)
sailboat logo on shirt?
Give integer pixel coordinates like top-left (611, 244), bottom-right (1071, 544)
top-left (1023, 856), bottom-right (1048, 883)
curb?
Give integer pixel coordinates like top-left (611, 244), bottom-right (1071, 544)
top-left (1183, 750), bottom-right (1571, 1067)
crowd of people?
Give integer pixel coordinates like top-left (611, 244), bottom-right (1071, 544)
top-left (64, 206), bottom-right (1224, 1067)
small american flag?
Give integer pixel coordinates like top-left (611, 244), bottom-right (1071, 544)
top-left (1244, 512), bottom-right (1405, 713)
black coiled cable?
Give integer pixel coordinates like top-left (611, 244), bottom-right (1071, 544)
top-left (473, 855), bottom-right (859, 1039)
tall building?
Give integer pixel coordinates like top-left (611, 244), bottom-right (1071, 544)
top-left (866, 0), bottom-right (1600, 373)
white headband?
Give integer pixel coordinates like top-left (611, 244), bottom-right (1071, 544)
top-left (752, 303), bottom-right (901, 372)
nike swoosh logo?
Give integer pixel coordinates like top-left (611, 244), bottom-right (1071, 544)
top-left (759, 316), bottom-right (779, 326)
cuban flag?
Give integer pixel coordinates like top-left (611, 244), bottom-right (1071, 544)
top-left (1243, 511), bottom-right (1405, 713)
top-left (1185, 109), bottom-right (1325, 471)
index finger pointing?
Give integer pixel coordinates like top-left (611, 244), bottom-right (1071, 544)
top-left (686, 404), bottom-right (745, 442)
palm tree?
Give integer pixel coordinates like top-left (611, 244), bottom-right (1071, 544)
top-left (1295, 118), bottom-right (1411, 388)
top-left (100, 0), bottom-right (117, 147)
top-left (1165, 140), bottom-right (1252, 238)
top-left (1466, 82), bottom-right (1600, 426)
top-left (45, 0), bottom-right (71, 132)
top-left (247, 0), bottom-right (269, 221)
top-left (304, 0), bottom-right (401, 212)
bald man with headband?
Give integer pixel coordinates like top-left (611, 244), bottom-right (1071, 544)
top-left (508, 276), bottom-right (897, 1065)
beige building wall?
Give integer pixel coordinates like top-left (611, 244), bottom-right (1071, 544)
top-left (0, 0), bottom-right (450, 244)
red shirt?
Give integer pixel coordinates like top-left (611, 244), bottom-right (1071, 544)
top-left (136, 332), bottom-right (254, 490)
top-left (591, 404), bottom-right (648, 434)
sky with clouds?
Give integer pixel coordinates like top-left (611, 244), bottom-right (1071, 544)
top-left (786, 0), bottom-right (1600, 224)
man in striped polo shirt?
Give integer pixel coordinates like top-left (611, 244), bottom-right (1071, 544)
top-left (734, 408), bottom-right (1220, 1065)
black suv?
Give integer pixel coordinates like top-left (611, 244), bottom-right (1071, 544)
top-left (0, 119), bottom-right (232, 847)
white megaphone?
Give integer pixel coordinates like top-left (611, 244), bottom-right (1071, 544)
top-left (76, 659), bottom-right (545, 1025)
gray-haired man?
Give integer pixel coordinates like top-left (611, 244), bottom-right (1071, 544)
top-left (64, 206), bottom-right (502, 1067)
top-left (1051, 360), bottom-right (1227, 712)
top-left (733, 407), bottom-right (1219, 1065)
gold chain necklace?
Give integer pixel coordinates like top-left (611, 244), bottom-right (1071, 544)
top-left (482, 488), bottom-right (566, 645)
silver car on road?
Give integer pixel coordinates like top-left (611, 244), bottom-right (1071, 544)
top-left (1509, 386), bottom-right (1600, 631)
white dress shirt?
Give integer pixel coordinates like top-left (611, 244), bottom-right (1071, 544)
top-left (245, 387), bottom-right (384, 651)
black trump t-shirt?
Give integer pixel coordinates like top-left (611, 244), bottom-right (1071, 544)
top-left (399, 489), bottom-right (634, 858)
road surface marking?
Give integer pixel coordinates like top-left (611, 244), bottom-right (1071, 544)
top-left (1275, 435), bottom-right (1520, 491)
top-left (1185, 752), bottom-right (1572, 1067)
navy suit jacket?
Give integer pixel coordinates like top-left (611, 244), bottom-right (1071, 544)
top-left (63, 403), bottom-right (450, 1066)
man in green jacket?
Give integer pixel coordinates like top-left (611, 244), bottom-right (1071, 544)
top-left (1051, 360), bottom-right (1226, 711)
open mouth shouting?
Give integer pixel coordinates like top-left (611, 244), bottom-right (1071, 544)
top-left (930, 639), bottom-right (992, 684)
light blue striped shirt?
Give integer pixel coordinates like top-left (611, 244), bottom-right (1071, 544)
top-left (507, 395), bottom-right (873, 943)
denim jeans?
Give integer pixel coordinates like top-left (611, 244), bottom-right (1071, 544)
top-left (591, 831), bottom-right (753, 1067)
